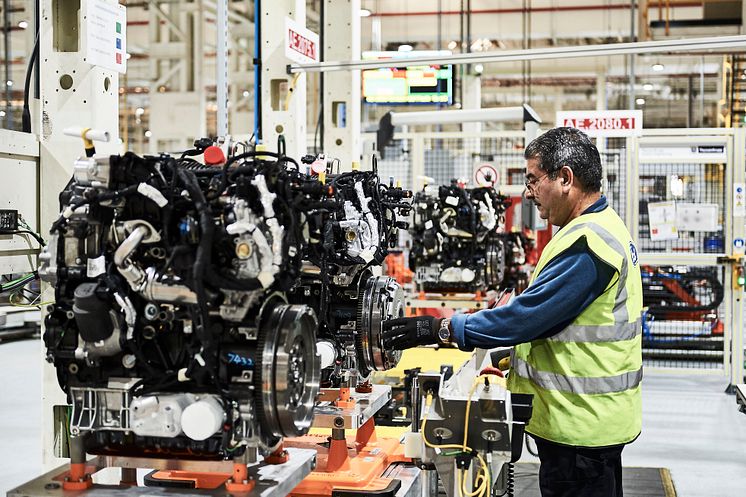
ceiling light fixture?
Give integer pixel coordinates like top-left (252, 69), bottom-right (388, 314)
top-left (360, 9), bottom-right (371, 17)
top-left (18, 20), bottom-right (28, 29)
top-left (636, 98), bottom-right (646, 105)
top-left (144, 130), bottom-right (153, 138)
top-left (652, 63), bottom-right (664, 71)
top-left (398, 44), bottom-right (413, 52)
top-left (643, 83), bottom-right (654, 91)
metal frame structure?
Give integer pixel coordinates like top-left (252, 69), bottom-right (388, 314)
top-left (632, 128), bottom-right (746, 386)
top-left (321, 0), bottom-right (362, 167)
top-left (8, 448), bottom-right (318, 497)
top-left (0, 129), bottom-right (40, 275)
top-left (259, 0), bottom-right (307, 158)
top-left (37, 0), bottom-right (122, 470)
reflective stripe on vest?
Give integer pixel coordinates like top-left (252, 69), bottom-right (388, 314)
top-left (562, 222), bottom-right (630, 324)
top-left (512, 356), bottom-right (643, 395)
top-left (546, 319), bottom-right (642, 343)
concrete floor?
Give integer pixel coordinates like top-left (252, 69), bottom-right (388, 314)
top-left (1, 338), bottom-right (746, 496)
top-left (1, 338), bottom-right (42, 495)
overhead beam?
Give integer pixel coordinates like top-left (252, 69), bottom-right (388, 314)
top-left (288, 35), bottom-right (746, 73)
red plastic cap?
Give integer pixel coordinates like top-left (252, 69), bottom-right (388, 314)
top-left (204, 146), bottom-right (226, 166)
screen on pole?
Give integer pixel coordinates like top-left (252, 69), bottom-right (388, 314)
top-left (362, 50), bottom-right (453, 105)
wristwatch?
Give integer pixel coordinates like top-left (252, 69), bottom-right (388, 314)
top-left (437, 318), bottom-right (452, 345)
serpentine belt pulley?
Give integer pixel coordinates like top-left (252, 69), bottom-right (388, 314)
top-left (357, 275), bottom-right (405, 376)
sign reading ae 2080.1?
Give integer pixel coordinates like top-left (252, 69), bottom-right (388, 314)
top-left (555, 110), bottom-right (643, 138)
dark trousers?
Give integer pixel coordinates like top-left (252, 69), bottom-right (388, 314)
top-left (532, 435), bottom-right (624, 497)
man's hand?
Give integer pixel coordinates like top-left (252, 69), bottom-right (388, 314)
top-left (382, 316), bottom-right (442, 350)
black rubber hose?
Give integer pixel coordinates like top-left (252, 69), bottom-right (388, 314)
top-left (21, 33), bottom-right (39, 133)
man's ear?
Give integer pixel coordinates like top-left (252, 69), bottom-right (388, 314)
top-left (561, 166), bottom-right (574, 190)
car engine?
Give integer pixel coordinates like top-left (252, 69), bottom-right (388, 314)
top-left (408, 181), bottom-right (514, 293)
top-left (288, 159), bottom-right (412, 381)
top-left (39, 144), bottom-right (411, 462)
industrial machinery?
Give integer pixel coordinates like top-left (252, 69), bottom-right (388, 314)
top-left (641, 265), bottom-right (725, 365)
top-left (408, 181), bottom-right (514, 293)
top-left (29, 140), bottom-right (411, 493)
top-left (409, 349), bottom-right (533, 497)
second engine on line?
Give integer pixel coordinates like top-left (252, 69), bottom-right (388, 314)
top-left (39, 144), bottom-right (411, 462)
top-left (408, 181), bottom-right (522, 293)
top-left (288, 159), bottom-right (413, 381)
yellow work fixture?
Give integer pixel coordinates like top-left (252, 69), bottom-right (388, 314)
top-left (375, 347), bottom-right (472, 382)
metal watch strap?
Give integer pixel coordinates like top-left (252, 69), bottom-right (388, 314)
top-left (438, 318), bottom-right (452, 345)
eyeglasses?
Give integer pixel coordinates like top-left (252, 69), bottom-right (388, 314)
top-left (524, 172), bottom-right (550, 193)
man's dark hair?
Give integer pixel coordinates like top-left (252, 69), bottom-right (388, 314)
top-left (524, 127), bottom-right (602, 192)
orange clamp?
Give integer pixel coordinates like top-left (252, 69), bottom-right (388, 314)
top-left (224, 463), bottom-right (256, 493)
top-left (264, 445), bottom-right (290, 465)
top-left (62, 462), bottom-right (93, 490)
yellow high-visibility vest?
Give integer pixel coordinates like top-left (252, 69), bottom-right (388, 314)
top-left (507, 205), bottom-right (643, 447)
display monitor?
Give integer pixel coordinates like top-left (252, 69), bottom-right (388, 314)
top-left (362, 50), bottom-right (453, 105)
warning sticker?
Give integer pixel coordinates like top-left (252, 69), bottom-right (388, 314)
top-left (473, 163), bottom-right (498, 187)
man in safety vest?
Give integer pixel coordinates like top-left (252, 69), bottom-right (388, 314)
top-left (382, 127), bottom-right (643, 497)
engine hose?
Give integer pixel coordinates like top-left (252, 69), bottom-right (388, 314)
top-left (176, 166), bottom-right (217, 377)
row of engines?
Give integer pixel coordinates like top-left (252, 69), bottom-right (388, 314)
top-left (40, 146), bottom-right (411, 460)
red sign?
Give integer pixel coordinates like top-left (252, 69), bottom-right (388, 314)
top-left (560, 116), bottom-right (636, 131)
top-left (288, 28), bottom-right (316, 61)
top-left (555, 110), bottom-right (643, 137)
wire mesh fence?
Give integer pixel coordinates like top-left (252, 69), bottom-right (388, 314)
top-left (420, 136), bottom-right (526, 188)
top-left (637, 162), bottom-right (726, 253)
top-left (376, 138), bottom-right (414, 191)
top-left (602, 137), bottom-right (629, 223)
top-left (641, 264), bottom-right (726, 370)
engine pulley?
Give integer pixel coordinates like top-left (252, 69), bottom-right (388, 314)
top-left (357, 276), bottom-right (405, 376)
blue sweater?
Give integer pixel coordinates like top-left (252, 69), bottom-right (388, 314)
top-left (451, 196), bottom-right (617, 351)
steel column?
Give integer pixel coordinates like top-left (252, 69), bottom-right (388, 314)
top-left (260, 0), bottom-right (307, 157)
top-left (321, 0), bottom-right (361, 169)
top-left (38, 0), bottom-right (120, 469)
top-left (216, 0), bottom-right (228, 136)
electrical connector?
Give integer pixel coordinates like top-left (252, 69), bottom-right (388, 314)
top-left (0, 210), bottom-right (19, 232)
